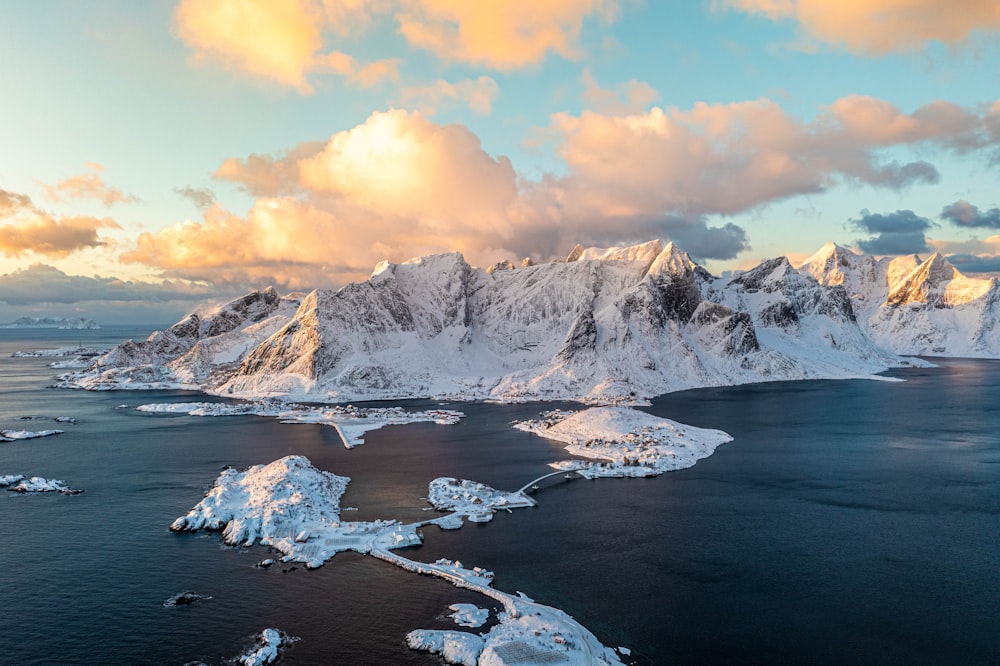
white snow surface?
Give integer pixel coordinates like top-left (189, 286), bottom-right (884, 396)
top-left (61, 240), bottom-right (930, 404)
top-left (406, 630), bottom-right (485, 666)
top-left (4, 476), bottom-right (82, 494)
top-left (59, 288), bottom-right (300, 391)
top-left (11, 346), bottom-right (101, 358)
top-left (170, 455), bottom-right (421, 567)
top-left (515, 406), bottom-right (732, 476)
top-left (0, 429), bottom-right (64, 441)
top-left (449, 603), bottom-right (489, 628)
top-left (237, 628), bottom-right (286, 666)
top-left (174, 454), bottom-right (627, 662)
top-left (135, 401), bottom-right (462, 448)
top-left (427, 477), bottom-right (535, 521)
top-left (799, 242), bottom-right (1000, 357)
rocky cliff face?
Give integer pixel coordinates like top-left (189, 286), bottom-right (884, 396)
top-left (211, 241), bottom-right (906, 403)
top-left (66, 240), bottom-right (944, 403)
top-left (64, 287), bottom-right (300, 390)
top-left (799, 242), bottom-right (1000, 356)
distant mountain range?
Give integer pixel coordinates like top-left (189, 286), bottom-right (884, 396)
top-left (2, 317), bottom-right (100, 330)
top-left (61, 240), bottom-right (1000, 403)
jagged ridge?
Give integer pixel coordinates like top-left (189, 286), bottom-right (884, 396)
top-left (63, 240), bottom-right (923, 403)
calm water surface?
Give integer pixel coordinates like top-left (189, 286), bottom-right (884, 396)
top-left (0, 328), bottom-right (997, 665)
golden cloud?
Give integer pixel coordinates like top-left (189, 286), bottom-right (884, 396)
top-left (40, 164), bottom-right (137, 206)
top-left (124, 96), bottom-right (1000, 286)
top-left (0, 187), bottom-right (33, 216)
top-left (175, 0), bottom-right (399, 92)
top-left (717, 0), bottom-right (1000, 54)
top-left (174, 0), bottom-right (620, 91)
top-left (396, 0), bottom-right (620, 69)
top-left (0, 214), bottom-right (121, 258)
top-left (123, 110), bottom-right (522, 287)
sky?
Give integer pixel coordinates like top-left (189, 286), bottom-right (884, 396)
top-left (1, 0), bottom-right (999, 324)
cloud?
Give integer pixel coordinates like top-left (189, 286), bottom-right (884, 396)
top-left (396, 0), bottom-right (620, 69)
top-left (175, 185), bottom-right (217, 211)
top-left (660, 216), bottom-right (749, 260)
top-left (124, 110), bottom-right (522, 288)
top-left (0, 187), bottom-right (33, 216)
top-left (852, 209), bottom-right (933, 234)
top-left (175, 0), bottom-right (398, 93)
top-left (928, 235), bottom-right (1000, 273)
top-left (40, 164), bottom-right (136, 206)
top-left (313, 51), bottom-right (401, 87)
top-left (214, 140), bottom-right (326, 197)
top-left (580, 69), bottom-right (657, 116)
top-left (0, 264), bottom-right (217, 306)
top-left (539, 95), bottom-right (998, 221)
top-left (716, 0), bottom-right (1000, 55)
top-left (852, 208), bottom-right (933, 255)
top-left (400, 76), bottom-right (499, 115)
top-left (296, 109), bottom-right (518, 229)
top-left (0, 214), bottom-right (121, 258)
top-left (940, 199), bottom-right (1000, 228)
top-left (944, 253), bottom-right (1000, 273)
top-left (124, 95), bottom-right (1000, 286)
top-left (174, 0), bottom-right (620, 91)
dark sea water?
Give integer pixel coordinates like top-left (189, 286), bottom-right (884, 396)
top-left (0, 328), bottom-right (997, 665)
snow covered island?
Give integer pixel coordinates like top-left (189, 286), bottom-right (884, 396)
top-left (515, 406), bottom-right (733, 478)
top-left (1, 316), bottom-right (100, 329)
top-left (135, 401), bottom-right (462, 448)
top-left (1, 474), bottom-right (83, 494)
top-left (173, 455), bottom-right (626, 663)
top-left (0, 429), bottom-right (64, 442)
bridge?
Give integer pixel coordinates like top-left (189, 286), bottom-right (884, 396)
top-left (516, 468), bottom-right (582, 495)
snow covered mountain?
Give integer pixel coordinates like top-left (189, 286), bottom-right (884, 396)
top-left (1, 317), bottom-right (100, 329)
top-left (64, 240), bottom-right (915, 403)
top-left (799, 242), bottom-right (1000, 356)
top-left (62, 287), bottom-right (302, 390)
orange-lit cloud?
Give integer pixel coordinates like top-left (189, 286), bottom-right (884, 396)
top-left (174, 0), bottom-right (620, 91)
top-left (214, 141), bottom-right (326, 197)
top-left (717, 0), bottom-right (1000, 54)
top-left (124, 110), bottom-right (522, 287)
top-left (396, 0), bottom-right (620, 69)
top-left (0, 187), bottom-right (33, 216)
top-left (123, 97), bottom-right (1000, 286)
top-left (400, 76), bottom-right (499, 115)
top-left (176, 0), bottom-right (322, 92)
top-left (542, 96), bottom-right (992, 221)
top-left (0, 214), bottom-right (121, 258)
top-left (175, 0), bottom-right (399, 92)
top-left (41, 164), bottom-right (136, 206)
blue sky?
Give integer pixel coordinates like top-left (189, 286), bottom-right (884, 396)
top-left (1, 0), bottom-right (998, 323)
